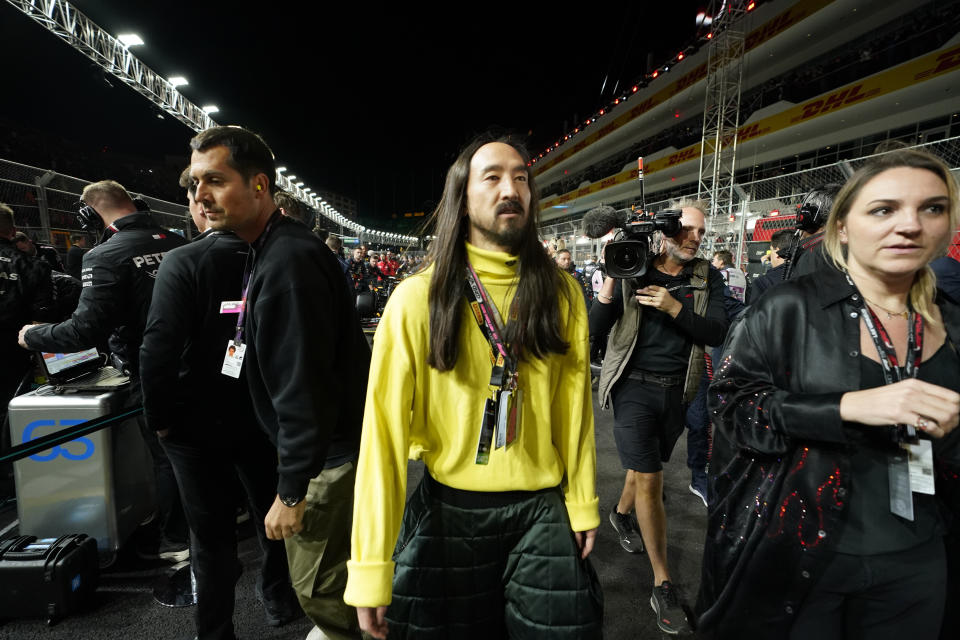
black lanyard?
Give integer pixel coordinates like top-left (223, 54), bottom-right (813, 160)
top-left (463, 261), bottom-right (519, 389)
top-left (860, 304), bottom-right (923, 384)
top-left (234, 210), bottom-right (283, 345)
top-left (858, 294), bottom-right (923, 443)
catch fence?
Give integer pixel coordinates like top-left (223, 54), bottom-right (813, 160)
top-left (542, 135), bottom-right (960, 268)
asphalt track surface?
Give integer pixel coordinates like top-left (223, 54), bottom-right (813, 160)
top-left (0, 392), bottom-right (707, 639)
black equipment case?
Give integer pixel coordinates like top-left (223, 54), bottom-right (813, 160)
top-left (0, 534), bottom-right (99, 624)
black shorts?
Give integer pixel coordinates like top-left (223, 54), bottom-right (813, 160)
top-left (611, 374), bottom-right (685, 473)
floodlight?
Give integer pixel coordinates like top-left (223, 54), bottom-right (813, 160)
top-left (117, 33), bottom-right (144, 47)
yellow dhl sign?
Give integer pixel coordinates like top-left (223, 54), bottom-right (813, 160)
top-left (541, 42), bottom-right (960, 209)
top-left (533, 0), bottom-right (838, 175)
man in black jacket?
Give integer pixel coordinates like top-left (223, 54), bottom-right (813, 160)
top-left (66, 233), bottom-right (89, 280)
top-left (141, 177), bottom-right (300, 639)
top-left (18, 180), bottom-right (190, 561)
top-left (0, 203), bottom-right (57, 449)
top-left (189, 126), bottom-right (369, 640)
top-left (747, 228), bottom-right (793, 305)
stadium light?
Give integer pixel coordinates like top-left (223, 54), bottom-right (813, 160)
top-left (277, 167), bottom-right (287, 173)
top-left (168, 76), bottom-right (188, 88)
top-left (117, 33), bottom-right (144, 47)
top-left (201, 105), bottom-right (219, 114)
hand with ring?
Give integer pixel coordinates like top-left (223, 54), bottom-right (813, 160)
top-left (635, 285), bottom-right (682, 318)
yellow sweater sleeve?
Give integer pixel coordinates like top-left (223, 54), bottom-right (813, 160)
top-left (553, 278), bottom-right (601, 531)
top-left (344, 277), bottom-right (424, 607)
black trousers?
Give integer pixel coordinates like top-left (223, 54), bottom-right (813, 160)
top-left (789, 536), bottom-right (946, 640)
top-left (161, 419), bottom-right (292, 640)
top-left (128, 382), bottom-right (188, 548)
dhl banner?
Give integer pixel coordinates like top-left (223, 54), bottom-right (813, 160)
top-left (542, 42), bottom-right (960, 210)
top-left (533, 0), bottom-right (838, 175)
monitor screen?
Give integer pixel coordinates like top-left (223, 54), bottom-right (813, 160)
top-left (42, 348), bottom-right (100, 376)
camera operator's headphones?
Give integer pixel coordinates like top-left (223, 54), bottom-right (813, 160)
top-left (795, 183), bottom-right (842, 233)
top-left (75, 201), bottom-right (103, 232)
top-left (74, 197), bottom-right (150, 232)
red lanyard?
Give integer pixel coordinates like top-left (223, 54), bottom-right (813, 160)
top-left (234, 210), bottom-right (282, 345)
top-left (463, 261), bottom-right (519, 389)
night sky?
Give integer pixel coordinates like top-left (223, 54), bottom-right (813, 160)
top-left (1, 0), bottom-right (705, 227)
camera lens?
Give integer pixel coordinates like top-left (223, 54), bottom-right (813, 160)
top-left (613, 246), bottom-right (639, 271)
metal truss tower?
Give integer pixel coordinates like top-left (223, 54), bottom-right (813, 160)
top-left (696, 1), bottom-right (748, 221)
top-left (7, 0), bottom-right (216, 132)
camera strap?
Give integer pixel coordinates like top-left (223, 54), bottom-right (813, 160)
top-left (855, 286), bottom-right (929, 519)
top-left (464, 260), bottom-right (521, 464)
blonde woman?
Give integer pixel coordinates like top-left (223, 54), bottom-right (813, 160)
top-left (697, 147), bottom-right (960, 640)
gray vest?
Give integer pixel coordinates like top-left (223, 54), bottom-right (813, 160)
top-left (597, 258), bottom-right (710, 408)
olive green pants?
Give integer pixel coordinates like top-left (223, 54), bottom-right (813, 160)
top-left (285, 461), bottom-right (361, 640)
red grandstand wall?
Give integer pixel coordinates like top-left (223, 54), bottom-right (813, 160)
top-left (751, 215), bottom-right (797, 242)
top-left (752, 217), bottom-right (960, 261)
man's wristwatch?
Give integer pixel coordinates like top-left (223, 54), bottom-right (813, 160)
top-left (279, 494), bottom-right (304, 508)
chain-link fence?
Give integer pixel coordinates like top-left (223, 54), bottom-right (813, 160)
top-left (0, 158), bottom-right (191, 253)
top-left (541, 135), bottom-right (960, 270)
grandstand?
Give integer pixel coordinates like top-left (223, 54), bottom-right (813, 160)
top-left (535, 0), bottom-right (960, 274)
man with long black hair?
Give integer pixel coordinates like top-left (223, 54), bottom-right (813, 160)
top-left (345, 134), bottom-right (602, 639)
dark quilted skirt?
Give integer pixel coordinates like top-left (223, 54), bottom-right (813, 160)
top-left (387, 473), bottom-right (603, 639)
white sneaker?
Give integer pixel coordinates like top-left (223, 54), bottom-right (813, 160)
top-left (305, 626), bottom-right (332, 640)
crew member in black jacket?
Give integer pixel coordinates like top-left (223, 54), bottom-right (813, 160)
top-left (189, 126), bottom-right (369, 640)
top-left (141, 176), bottom-right (300, 639)
top-left (18, 179), bottom-right (190, 561)
top-left (1, 203), bottom-right (57, 444)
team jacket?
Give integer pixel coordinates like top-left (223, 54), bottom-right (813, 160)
top-left (140, 230), bottom-right (252, 433)
top-left (24, 212), bottom-right (187, 372)
top-left (1, 237), bottom-right (57, 352)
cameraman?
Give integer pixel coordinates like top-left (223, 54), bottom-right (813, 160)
top-left (786, 183), bottom-right (841, 280)
top-left (590, 199), bottom-right (728, 635)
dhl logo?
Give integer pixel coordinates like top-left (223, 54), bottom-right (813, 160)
top-left (667, 148), bottom-right (700, 165)
top-left (915, 46), bottom-right (960, 81)
top-left (674, 65), bottom-right (708, 93)
top-left (794, 84), bottom-right (877, 122)
top-left (743, 0), bottom-right (830, 51)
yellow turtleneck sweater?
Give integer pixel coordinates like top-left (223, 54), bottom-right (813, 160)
top-left (344, 243), bottom-right (599, 607)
